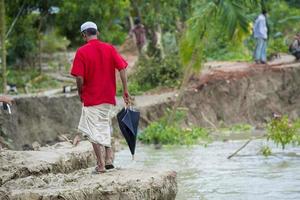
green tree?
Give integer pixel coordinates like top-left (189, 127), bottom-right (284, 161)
top-left (57, 0), bottom-right (130, 46)
top-left (5, 0), bottom-right (61, 69)
top-left (168, 0), bottom-right (263, 123)
top-left (129, 0), bottom-right (194, 57)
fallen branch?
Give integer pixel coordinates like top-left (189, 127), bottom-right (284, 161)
top-left (200, 111), bottom-right (218, 130)
top-left (227, 139), bottom-right (252, 159)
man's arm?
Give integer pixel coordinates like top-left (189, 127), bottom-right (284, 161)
top-left (0, 96), bottom-right (12, 105)
top-left (76, 76), bottom-right (84, 102)
top-left (119, 69), bottom-right (130, 105)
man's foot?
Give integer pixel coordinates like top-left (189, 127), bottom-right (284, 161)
top-left (94, 165), bottom-right (106, 173)
top-left (72, 135), bottom-right (81, 146)
top-left (255, 60), bottom-right (260, 64)
top-left (105, 164), bottom-right (115, 170)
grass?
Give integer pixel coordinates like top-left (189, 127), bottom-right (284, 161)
top-left (218, 123), bottom-right (253, 133)
top-left (1, 68), bottom-right (65, 94)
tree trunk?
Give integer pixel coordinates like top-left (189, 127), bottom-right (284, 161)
top-left (129, 0), bottom-right (141, 20)
top-left (37, 18), bottom-right (43, 74)
top-left (156, 24), bottom-right (165, 58)
top-left (167, 63), bottom-right (193, 125)
top-left (0, 0), bottom-right (7, 93)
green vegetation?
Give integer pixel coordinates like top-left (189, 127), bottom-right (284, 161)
top-left (139, 109), bottom-right (211, 145)
top-left (220, 123), bottom-right (253, 133)
top-left (134, 54), bottom-right (183, 89)
top-left (256, 116), bottom-right (300, 157)
top-left (41, 30), bottom-right (70, 54)
top-left (117, 52), bottom-right (183, 96)
top-left (1, 0), bottom-right (300, 94)
top-left (227, 116), bottom-right (300, 159)
top-left (117, 81), bottom-right (145, 96)
top-left (0, 69), bottom-right (63, 93)
top-left (267, 116), bottom-right (300, 149)
top-left (260, 145), bottom-right (272, 157)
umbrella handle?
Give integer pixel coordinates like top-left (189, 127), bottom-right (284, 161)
top-left (125, 104), bottom-right (133, 110)
top-left (132, 154), bottom-right (135, 160)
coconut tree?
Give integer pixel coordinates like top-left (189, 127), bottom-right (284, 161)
top-left (168, 0), bottom-right (263, 123)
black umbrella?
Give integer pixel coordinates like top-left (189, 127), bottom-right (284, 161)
top-left (117, 107), bottom-right (140, 159)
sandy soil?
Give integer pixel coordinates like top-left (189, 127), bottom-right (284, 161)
top-left (0, 141), bottom-right (177, 200)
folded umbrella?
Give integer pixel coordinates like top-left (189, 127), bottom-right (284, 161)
top-left (117, 107), bottom-right (140, 159)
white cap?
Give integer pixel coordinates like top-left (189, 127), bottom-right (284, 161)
top-left (80, 21), bottom-right (98, 32)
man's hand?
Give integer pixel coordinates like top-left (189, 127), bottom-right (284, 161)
top-left (0, 96), bottom-right (13, 105)
top-left (123, 91), bottom-right (130, 106)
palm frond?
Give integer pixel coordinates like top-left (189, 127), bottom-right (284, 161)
top-left (180, 0), bottom-right (261, 70)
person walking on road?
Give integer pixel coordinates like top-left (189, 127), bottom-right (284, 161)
top-left (253, 9), bottom-right (268, 64)
top-left (130, 18), bottom-right (147, 54)
top-left (71, 21), bottom-right (130, 173)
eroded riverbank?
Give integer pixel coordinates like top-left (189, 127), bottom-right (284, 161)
top-left (0, 141), bottom-right (177, 200)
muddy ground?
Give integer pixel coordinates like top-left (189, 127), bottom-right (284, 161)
top-left (1, 59), bottom-right (300, 149)
top-left (185, 59), bottom-right (300, 128)
top-left (0, 141), bottom-right (177, 200)
top-left (0, 92), bottom-right (174, 150)
top-left (1, 56), bottom-right (299, 200)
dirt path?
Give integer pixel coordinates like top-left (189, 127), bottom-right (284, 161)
top-left (196, 54), bottom-right (299, 87)
top-left (18, 54), bottom-right (298, 110)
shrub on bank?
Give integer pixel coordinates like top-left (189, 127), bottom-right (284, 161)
top-left (134, 54), bottom-right (183, 90)
top-left (267, 115), bottom-right (300, 149)
top-left (138, 110), bottom-right (211, 145)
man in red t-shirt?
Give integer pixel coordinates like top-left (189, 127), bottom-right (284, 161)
top-left (71, 21), bottom-right (130, 173)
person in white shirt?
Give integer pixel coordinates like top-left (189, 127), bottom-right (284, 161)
top-left (253, 10), bottom-right (268, 64)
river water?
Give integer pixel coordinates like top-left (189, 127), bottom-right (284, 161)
top-left (114, 140), bottom-right (300, 200)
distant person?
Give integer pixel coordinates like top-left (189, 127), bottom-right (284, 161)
top-left (130, 18), bottom-right (146, 53)
top-left (253, 9), bottom-right (268, 64)
top-left (289, 33), bottom-right (300, 60)
top-left (71, 21), bottom-right (130, 173)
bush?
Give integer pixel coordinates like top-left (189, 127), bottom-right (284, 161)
top-left (268, 36), bottom-right (288, 56)
top-left (138, 109), bottom-right (211, 145)
top-left (7, 14), bottom-right (39, 67)
top-left (0, 69), bottom-right (62, 93)
top-left (267, 116), bottom-right (300, 149)
top-left (260, 146), bottom-right (272, 157)
top-left (41, 30), bottom-right (70, 53)
top-left (116, 81), bottom-right (147, 96)
top-left (134, 54), bottom-right (183, 90)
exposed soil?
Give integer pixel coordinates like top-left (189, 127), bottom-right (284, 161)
top-left (0, 141), bottom-right (177, 200)
top-left (184, 55), bottom-right (300, 127)
top-left (1, 55), bottom-right (300, 149)
top-left (0, 92), bottom-right (175, 150)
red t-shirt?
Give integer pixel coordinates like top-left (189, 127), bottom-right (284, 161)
top-left (71, 39), bottom-right (127, 106)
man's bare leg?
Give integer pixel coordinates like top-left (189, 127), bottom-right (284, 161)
top-left (92, 143), bottom-right (105, 172)
top-left (105, 147), bottom-right (114, 166)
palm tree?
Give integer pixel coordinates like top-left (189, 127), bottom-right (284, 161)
top-left (168, 0), bottom-right (263, 124)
